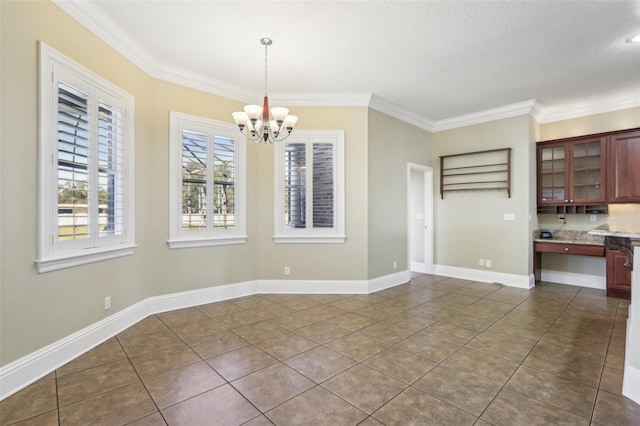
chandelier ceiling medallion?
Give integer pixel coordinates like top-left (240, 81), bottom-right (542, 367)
top-left (232, 37), bottom-right (298, 144)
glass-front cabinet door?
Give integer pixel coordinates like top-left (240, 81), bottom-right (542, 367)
top-left (569, 137), bottom-right (606, 203)
top-left (539, 143), bottom-right (567, 204)
top-left (538, 137), bottom-right (607, 206)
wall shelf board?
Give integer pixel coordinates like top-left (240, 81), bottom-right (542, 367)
top-left (439, 148), bottom-right (511, 199)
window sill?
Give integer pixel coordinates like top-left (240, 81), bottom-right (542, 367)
top-left (167, 236), bottom-right (248, 249)
top-left (273, 235), bottom-right (346, 244)
top-left (36, 244), bottom-right (136, 273)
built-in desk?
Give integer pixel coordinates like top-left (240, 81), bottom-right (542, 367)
top-left (533, 230), bottom-right (605, 283)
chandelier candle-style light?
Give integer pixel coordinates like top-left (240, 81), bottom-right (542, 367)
top-left (232, 37), bottom-right (298, 143)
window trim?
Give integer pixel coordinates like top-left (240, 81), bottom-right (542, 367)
top-left (168, 111), bottom-right (247, 249)
top-left (273, 130), bottom-right (346, 244)
top-left (36, 42), bottom-right (135, 273)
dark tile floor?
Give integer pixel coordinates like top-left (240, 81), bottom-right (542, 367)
top-left (2, 274), bottom-right (640, 425)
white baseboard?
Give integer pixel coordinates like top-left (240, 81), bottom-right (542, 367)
top-left (369, 270), bottom-right (412, 292)
top-left (410, 261), bottom-right (429, 273)
top-left (0, 299), bottom-right (151, 402)
top-left (540, 270), bottom-right (606, 289)
top-left (258, 279), bottom-right (369, 295)
top-left (0, 271), bottom-right (409, 401)
top-left (148, 280), bottom-right (260, 314)
top-left (623, 364), bottom-right (640, 405)
top-left (434, 264), bottom-right (533, 289)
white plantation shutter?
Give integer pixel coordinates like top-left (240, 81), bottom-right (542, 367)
top-left (213, 136), bottom-right (236, 230)
top-left (54, 79), bottom-right (129, 248)
top-left (97, 98), bottom-right (126, 238)
top-left (284, 143), bottom-right (306, 228)
top-left (312, 143), bottom-right (334, 229)
top-left (169, 112), bottom-right (246, 248)
top-left (57, 82), bottom-right (90, 241)
top-left (181, 130), bottom-right (208, 231)
top-left (275, 131), bottom-right (345, 243)
top-left (38, 42), bottom-right (135, 273)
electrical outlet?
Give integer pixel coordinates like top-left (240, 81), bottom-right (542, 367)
top-left (104, 296), bottom-right (111, 310)
top-left (590, 214), bottom-right (597, 222)
top-left (393, 261), bottom-right (397, 269)
top-left (485, 259), bottom-right (492, 268)
top-left (479, 259), bottom-right (485, 266)
top-left (284, 266), bottom-right (290, 276)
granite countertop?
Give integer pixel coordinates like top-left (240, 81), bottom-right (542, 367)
top-left (588, 223), bottom-right (640, 240)
top-left (533, 229), bottom-right (605, 246)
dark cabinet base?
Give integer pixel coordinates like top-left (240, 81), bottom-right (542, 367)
top-left (606, 248), bottom-right (631, 299)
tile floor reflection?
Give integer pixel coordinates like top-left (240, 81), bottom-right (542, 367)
top-left (2, 275), bottom-right (639, 425)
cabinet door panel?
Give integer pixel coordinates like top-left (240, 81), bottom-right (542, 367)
top-left (608, 130), bottom-right (640, 203)
top-left (606, 249), bottom-right (631, 298)
top-left (569, 138), bottom-right (606, 204)
top-left (538, 144), bottom-right (567, 203)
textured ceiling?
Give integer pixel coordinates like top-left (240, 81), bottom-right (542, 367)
top-left (62, 0), bottom-right (640, 126)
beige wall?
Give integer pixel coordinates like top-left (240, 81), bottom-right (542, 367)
top-left (255, 106), bottom-right (370, 281)
top-left (2, 0), bottom-right (638, 369)
top-left (367, 109), bottom-right (432, 278)
top-left (432, 116), bottom-right (534, 278)
top-left (0, 1), bottom-right (263, 364)
top-left (0, 1), bottom-right (407, 366)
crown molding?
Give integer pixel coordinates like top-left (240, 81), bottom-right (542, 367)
top-left (50, 0), bottom-right (430, 131)
top-left (535, 94), bottom-right (640, 123)
top-left (269, 92), bottom-right (373, 107)
top-left (52, 0), bottom-right (254, 103)
top-left (431, 99), bottom-right (540, 132)
top-left (52, 0), bottom-right (639, 133)
top-left (368, 94), bottom-right (435, 131)
top-left (53, 0), bottom-right (156, 76)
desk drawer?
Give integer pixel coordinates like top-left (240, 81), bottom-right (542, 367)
top-left (534, 242), bottom-right (605, 257)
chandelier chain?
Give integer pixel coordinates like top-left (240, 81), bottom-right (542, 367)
top-left (264, 42), bottom-right (268, 96)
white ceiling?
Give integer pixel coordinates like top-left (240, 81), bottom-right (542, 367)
top-left (58, 0), bottom-right (640, 129)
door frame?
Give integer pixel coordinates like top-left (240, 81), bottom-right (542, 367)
top-left (407, 163), bottom-right (434, 274)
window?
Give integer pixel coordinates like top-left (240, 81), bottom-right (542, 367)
top-left (168, 112), bottom-right (246, 248)
top-left (37, 43), bottom-right (135, 273)
top-left (274, 131), bottom-right (345, 243)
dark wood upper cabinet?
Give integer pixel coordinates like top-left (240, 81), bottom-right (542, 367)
top-left (608, 129), bottom-right (640, 203)
top-left (537, 127), bottom-right (640, 213)
top-left (537, 136), bottom-right (607, 205)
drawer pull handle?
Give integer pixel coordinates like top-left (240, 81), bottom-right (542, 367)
top-left (564, 248), bottom-right (569, 251)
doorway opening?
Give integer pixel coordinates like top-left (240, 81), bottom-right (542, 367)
top-left (407, 163), bottom-right (433, 274)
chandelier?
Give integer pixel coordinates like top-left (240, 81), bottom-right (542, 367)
top-left (232, 37), bottom-right (298, 144)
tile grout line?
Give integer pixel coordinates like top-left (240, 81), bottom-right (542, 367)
top-left (479, 285), bottom-right (615, 423)
top-left (17, 278), bottom-right (628, 426)
top-left (589, 297), bottom-right (622, 424)
top-left (54, 369), bottom-right (61, 426)
top-left (473, 284), bottom-right (570, 423)
top-left (116, 327), bottom-right (169, 426)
